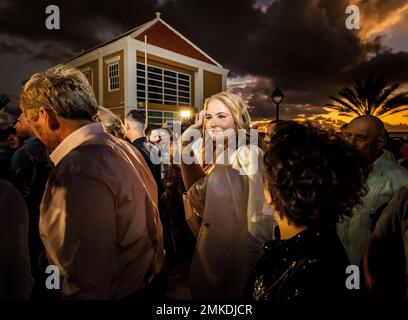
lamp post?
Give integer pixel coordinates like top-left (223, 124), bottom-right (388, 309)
top-left (271, 87), bottom-right (284, 122)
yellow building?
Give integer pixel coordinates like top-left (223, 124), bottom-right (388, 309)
top-left (65, 12), bottom-right (229, 125)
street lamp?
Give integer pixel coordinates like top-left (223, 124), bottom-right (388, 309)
top-left (271, 87), bottom-right (284, 122)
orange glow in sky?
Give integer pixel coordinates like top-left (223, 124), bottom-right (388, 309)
top-left (252, 108), bottom-right (408, 133)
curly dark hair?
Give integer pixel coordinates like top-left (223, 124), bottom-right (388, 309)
top-left (263, 121), bottom-right (370, 227)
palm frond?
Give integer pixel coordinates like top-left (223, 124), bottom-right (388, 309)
top-left (326, 96), bottom-right (362, 116)
top-left (375, 92), bottom-right (408, 117)
top-left (374, 83), bottom-right (399, 107)
top-left (338, 87), bottom-right (365, 114)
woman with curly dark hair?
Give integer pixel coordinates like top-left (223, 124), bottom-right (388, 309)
top-left (246, 121), bottom-right (370, 302)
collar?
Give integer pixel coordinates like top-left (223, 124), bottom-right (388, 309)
top-left (372, 152), bottom-right (387, 176)
top-left (132, 136), bottom-right (147, 145)
top-left (23, 136), bottom-right (38, 144)
top-left (50, 122), bottom-right (105, 166)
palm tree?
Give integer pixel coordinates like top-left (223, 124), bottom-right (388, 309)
top-left (326, 75), bottom-right (408, 117)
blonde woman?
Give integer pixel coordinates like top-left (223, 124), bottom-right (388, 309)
top-left (180, 92), bottom-right (275, 299)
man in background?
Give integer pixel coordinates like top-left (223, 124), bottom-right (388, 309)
top-left (338, 115), bottom-right (408, 266)
top-left (124, 110), bottom-right (162, 198)
top-left (9, 112), bottom-right (52, 298)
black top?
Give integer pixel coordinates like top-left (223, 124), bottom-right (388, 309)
top-left (246, 226), bottom-right (354, 302)
top-left (9, 136), bottom-right (52, 213)
top-left (9, 136), bottom-right (52, 260)
top-left (131, 137), bottom-right (162, 196)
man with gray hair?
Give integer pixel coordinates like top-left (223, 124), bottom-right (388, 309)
top-left (338, 115), bottom-right (408, 266)
top-left (20, 64), bottom-right (165, 299)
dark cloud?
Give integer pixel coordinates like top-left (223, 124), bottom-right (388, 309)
top-left (0, 0), bottom-right (159, 61)
top-left (0, 0), bottom-right (407, 123)
top-left (160, 0), bottom-right (408, 114)
top-left (0, 41), bottom-right (29, 55)
top-left (228, 76), bottom-right (332, 120)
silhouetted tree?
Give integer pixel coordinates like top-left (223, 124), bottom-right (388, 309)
top-left (326, 75), bottom-right (408, 117)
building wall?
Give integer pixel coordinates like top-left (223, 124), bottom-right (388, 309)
top-left (102, 50), bottom-right (124, 111)
top-left (76, 59), bottom-right (99, 104)
top-left (203, 70), bottom-right (222, 101)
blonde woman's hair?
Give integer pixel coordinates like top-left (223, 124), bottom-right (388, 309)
top-left (96, 106), bottom-right (126, 140)
top-left (203, 92), bottom-right (252, 131)
top-left (20, 64), bottom-right (98, 121)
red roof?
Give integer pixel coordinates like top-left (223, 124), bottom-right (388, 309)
top-left (135, 21), bottom-right (216, 66)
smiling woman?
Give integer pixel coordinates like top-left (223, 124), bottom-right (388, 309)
top-left (179, 92), bottom-right (275, 299)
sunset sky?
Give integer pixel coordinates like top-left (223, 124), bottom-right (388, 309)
top-left (1, 0), bottom-right (407, 131)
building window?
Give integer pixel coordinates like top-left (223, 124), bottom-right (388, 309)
top-left (137, 109), bottom-right (178, 126)
top-left (108, 62), bottom-right (120, 92)
top-left (82, 70), bottom-right (92, 87)
top-left (136, 63), bottom-right (191, 106)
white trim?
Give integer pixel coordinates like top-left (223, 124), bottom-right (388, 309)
top-left (104, 55), bottom-right (121, 64)
top-left (68, 38), bottom-right (127, 68)
top-left (123, 40), bottom-right (129, 113)
top-left (128, 17), bottom-right (160, 45)
top-left (222, 74), bottom-right (227, 91)
top-left (195, 68), bottom-right (204, 110)
top-left (98, 49), bottom-right (103, 105)
top-left (125, 37), bottom-right (137, 115)
top-left (107, 62), bottom-right (120, 92)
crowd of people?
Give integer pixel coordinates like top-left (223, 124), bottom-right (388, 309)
top-left (0, 64), bottom-right (408, 301)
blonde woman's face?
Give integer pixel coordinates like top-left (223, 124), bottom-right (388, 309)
top-left (205, 99), bottom-right (236, 141)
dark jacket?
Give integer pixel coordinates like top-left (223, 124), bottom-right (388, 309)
top-left (246, 226), bottom-right (354, 302)
top-left (131, 137), bottom-right (163, 196)
top-left (9, 136), bottom-right (52, 262)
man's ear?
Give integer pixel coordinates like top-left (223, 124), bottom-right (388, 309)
top-left (39, 107), bottom-right (60, 131)
top-left (124, 120), bottom-right (129, 131)
top-left (377, 135), bottom-right (387, 150)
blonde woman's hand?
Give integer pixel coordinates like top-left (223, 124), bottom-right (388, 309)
top-left (191, 109), bottom-right (205, 130)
